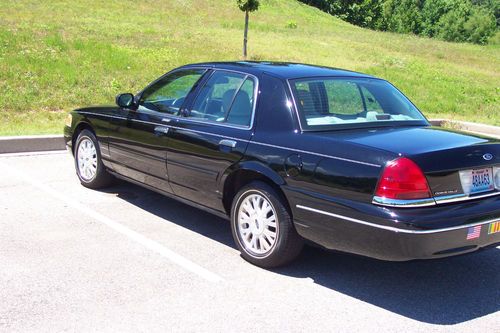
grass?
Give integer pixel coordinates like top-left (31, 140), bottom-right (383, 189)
top-left (0, 0), bottom-right (498, 135)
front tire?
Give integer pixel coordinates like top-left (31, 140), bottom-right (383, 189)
top-left (74, 129), bottom-right (113, 189)
top-left (231, 181), bottom-right (303, 268)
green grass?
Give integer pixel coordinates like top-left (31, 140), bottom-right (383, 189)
top-left (0, 0), bottom-right (498, 135)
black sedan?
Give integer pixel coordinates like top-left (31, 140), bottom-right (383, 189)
top-left (64, 62), bottom-right (500, 267)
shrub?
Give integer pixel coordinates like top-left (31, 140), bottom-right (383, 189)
top-left (299, 0), bottom-right (498, 44)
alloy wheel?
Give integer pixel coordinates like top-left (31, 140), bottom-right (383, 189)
top-left (237, 192), bottom-right (279, 256)
top-left (77, 137), bottom-right (98, 181)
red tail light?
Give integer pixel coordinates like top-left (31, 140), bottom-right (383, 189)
top-left (375, 157), bottom-right (432, 200)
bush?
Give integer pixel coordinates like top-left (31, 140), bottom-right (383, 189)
top-left (381, 0), bottom-right (424, 34)
top-left (299, 0), bottom-right (498, 44)
top-left (420, 0), bottom-right (451, 37)
top-left (463, 6), bottom-right (497, 43)
top-left (435, 1), bottom-right (497, 44)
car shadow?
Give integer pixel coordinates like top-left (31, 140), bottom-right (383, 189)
top-left (102, 181), bottom-right (500, 325)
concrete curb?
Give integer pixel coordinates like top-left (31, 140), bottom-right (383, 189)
top-left (0, 135), bottom-right (66, 154)
top-left (430, 119), bottom-right (500, 139)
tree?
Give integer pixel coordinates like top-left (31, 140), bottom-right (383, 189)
top-left (237, 0), bottom-right (260, 59)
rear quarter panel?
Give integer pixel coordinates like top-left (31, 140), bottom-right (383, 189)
top-left (244, 73), bottom-right (397, 224)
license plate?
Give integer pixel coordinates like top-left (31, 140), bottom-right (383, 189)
top-left (460, 168), bottom-right (494, 195)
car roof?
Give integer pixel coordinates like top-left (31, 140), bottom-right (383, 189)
top-left (178, 61), bottom-right (376, 80)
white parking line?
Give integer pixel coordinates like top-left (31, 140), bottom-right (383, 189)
top-left (0, 160), bottom-right (224, 283)
top-left (0, 150), bottom-right (67, 157)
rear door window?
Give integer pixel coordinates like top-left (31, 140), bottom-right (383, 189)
top-left (188, 70), bottom-right (255, 127)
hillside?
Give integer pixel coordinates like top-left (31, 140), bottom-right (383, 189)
top-left (0, 0), bottom-right (499, 135)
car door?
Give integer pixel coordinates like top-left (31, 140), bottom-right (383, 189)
top-left (165, 70), bottom-right (258, 211)
top-left (108, 68), bottom-right (207, 193)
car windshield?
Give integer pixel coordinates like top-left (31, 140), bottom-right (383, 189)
top-left (290, 77), bottom-right (427, 130)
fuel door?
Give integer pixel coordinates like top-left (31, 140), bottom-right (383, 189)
top-left (285, 154), bottom-right (303, 178)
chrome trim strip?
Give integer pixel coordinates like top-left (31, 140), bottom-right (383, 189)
top-left (77, 112), bottom-right (249, 143)
top-left (78, 112), bottom-right (127, 121)
top-left (373, 190), bottom-right (500, 208)
top-left (131, 117), bottom-right (168, 127)
top-left (434, 191), bottom-right (500, 204)
top-left (249, 141), bottom-right (381, 167)
top-left (77, 111), bottom-right (380, 167)
top-left (168, 124), bottom-right (249, 143)
top-left (372, 196), bottom-right (436, 208)
top-left (296, 204), bottom-right (500, 234)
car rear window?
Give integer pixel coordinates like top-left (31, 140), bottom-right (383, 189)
top-left (290, 77), bottom-right (427, 130)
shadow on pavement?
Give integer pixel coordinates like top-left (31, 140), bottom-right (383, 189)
top-left (104, 181), bottom-right (500, 325)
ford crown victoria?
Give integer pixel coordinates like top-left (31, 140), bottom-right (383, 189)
top-left (64, 62), bottom-right (500, 267)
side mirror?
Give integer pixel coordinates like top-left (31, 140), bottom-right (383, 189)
top-left (116, 93), bottom-right (135, 108)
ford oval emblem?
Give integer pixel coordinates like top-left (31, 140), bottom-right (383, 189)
top-left (483, 153), bottom-right (493, 161)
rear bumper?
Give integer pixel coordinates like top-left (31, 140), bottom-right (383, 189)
top-left (289, 191), bottom-right (500, 261)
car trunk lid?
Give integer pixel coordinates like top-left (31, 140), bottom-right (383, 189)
top-left (311, 125), bottom-right (500, 204)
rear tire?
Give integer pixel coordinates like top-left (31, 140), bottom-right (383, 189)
top-left (74, 129), bottom-right (113, 189)
top-left (230, 181), bottom-right (303, 268)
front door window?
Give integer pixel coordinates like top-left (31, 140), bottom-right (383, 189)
top-left (138, 69), bottom-right (205, 115)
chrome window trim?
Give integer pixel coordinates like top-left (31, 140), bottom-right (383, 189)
top-left (372, 196), bottom-right (436, 208)
top-left (161, 114), bottom-right (254, 131)
top-left (286, 77), bottom-right (429, 132)
top-left (76, 111), bottom-right (381, 168)
top-left (134, 67), bottom-right (258, 131)
top-left (136, 67), bottom-right (209, 105)
top-left (296, 204), bottom-right (500, 234)
top-left (176, 69), bottom-right (259, 131)
top-left (285, 79), bottom-right (304, 132)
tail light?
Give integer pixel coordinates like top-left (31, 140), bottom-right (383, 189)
top-left (375, 157), bottom-right (432, 200)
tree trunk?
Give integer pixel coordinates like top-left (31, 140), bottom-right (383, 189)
top-left (243, 10), bottom-right (249, 59)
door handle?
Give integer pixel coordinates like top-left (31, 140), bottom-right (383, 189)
top-left (219, 139), bottom-right (237, 148)
top-left (154, 126), bottom-right (170, 136)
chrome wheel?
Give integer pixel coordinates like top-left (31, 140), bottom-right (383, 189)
top-left (77, 138), bottom-right (97, 181)
top-left (237, 192), bottom-right (279, 256)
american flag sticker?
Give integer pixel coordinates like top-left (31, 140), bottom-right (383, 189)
top-left (466, 225), bottom-right (481, 240)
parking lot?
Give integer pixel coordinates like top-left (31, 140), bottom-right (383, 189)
top-left (0, 151), bottom-right (498, 332)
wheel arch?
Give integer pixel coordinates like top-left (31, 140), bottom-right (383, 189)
top-left (72, 121), bottom-right (95, 154)
top-left (221, 161), bottom-right (289, 215)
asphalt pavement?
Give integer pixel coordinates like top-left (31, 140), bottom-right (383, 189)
top-left (0, 152), bottom-right (498, 332)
